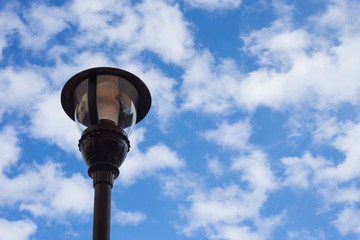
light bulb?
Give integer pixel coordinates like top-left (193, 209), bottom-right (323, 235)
top-left (97, 95), bottom-right (120, 124)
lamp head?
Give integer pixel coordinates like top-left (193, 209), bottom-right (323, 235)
top-left (61, 67), bottom-right (151, 136)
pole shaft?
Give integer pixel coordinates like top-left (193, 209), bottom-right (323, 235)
top-left (93, 181), bottom-right (112, 240)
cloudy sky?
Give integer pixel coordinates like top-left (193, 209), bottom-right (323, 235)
top-left (0, 0), bottom-right (360, 239)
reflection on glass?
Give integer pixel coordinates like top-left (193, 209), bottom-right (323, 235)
top-left (74, 79), bottom-right (89, 134)
top-left (120, 100), bottom-right (137, 136)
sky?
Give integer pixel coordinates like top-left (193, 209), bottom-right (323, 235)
top-left (0, 0), bottom-right (360, 239)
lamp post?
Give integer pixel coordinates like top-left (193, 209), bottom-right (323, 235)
top-left (61, 67), bottom-right (151, 240)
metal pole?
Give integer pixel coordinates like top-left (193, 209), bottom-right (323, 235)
top-left (92, 170), bottom-right (114, 240)
top-left (78, 122), bottom-right (130, 240)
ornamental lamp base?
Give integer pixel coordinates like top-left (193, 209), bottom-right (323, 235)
top-left (78, 119), bottom-right (130, 186)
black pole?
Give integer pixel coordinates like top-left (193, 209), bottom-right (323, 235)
top-left (93, 178), bottom-right (112, 240)
top-left (78, 121), bottom-right (130, 240)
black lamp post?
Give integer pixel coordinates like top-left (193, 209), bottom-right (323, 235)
top-left (61, 67), bottom-right (151, 240)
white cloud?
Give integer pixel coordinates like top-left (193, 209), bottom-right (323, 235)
top-left (310, 0), bottom-right (360, 35)
top-left (177, 120), bottom-right (281, 239)
top-left (20, 4), bottom-right (69, 50)
top-left (0, 126), bottom-right (21, 173)
top-left (287, 229), bottom-right (325, 240)
top-left (202, 119), bottom-right (252, 151)
top-left (0, 126), bottom-right (93, 219)
top-left (69, 0), bottom-right (122, 31)
top-left (210, 225), bottom-right (263, 240)
top-left (0, 218), bottom-right (37, 240)
top-left (0, 67), bottom-right (48, 120)
top-left (271, 0), bottom-right (294, 18)
top-left (319, 185), bottom-right (360, 205)
top-left (69, 0), bottom-right (194, 64)
top-left (238, 0), bottom-right (360, 111)
top-left (29, 91), bottom-right (80, 154)
top-left (333, 206), bottom-right (360, 236)
top-left (180, 0), bottom-right (360, 115)
top-left (232, 150), bottom-right (277, 191)
top-left (281, 152), bottom-right (331, 189)
top-left (159, 172), bottom-right (202, 199)
top-left (312, 117), bottom-right (346, 143)
top-left (138, 68), bottom-right (177, 130)
top-left (0, 161), bottom-right (93, 218)
top-left (119, 128), bottom-right (185, 186)
top-left (0, 6), bottom-right (25, 60)
top-left (133, 0), bottom-right (194, 64)
top-left (242, 20), bottom-right (311, 68)
top-left (2, 0), bottom-right (195, 66)
top-left (178, 184), bottom-right (284, 239)
top-left (187, 118), bottom-right (282, 239)
top-left (184, 0), bottom-right (242, 11)
top-left (306, 118), bottom-right (360, 183)
top-left (181, 50), bottom-right (243, 114)
top-left (321, 122), bottom-right (360, 182)
top-left (282, 119), bottom-right (360, 237)
top-left (113, 210), bottom-right (147, 226)
top-left (0, 3), bottom-right (69, 53)
top-left (195, 212), bottom-right (284, 240)
top-left (0, 38), bottom-right (5, 60)
top-left (181, 185), bottom-right (256, 234)
top-left (207, 156), bottom-right (224, 177)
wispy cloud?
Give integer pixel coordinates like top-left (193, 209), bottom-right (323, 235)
top-left (113, 210), bottom-right (147, 226)
top-left (0, 218), bottom-right (37, 240)
top-left (183, 0), bottom-right (243, 11)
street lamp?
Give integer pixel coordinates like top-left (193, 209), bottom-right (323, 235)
top-left (61, 67), bottom-right (151, 240)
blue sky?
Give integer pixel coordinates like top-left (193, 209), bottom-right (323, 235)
top-left (0, 0), bottom-right (360, 239)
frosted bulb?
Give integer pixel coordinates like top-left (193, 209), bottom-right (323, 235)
top-left (97, 96), bottom-right (120, 124)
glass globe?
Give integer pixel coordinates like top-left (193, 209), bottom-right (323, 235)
top-left (74, 75), bottom-right (137, 136)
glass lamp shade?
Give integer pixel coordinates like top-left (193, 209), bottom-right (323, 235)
top-left (74, 76), bottom-right (137, 135)
top-left (61, 67), bottom-right (151, 137)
